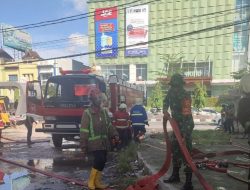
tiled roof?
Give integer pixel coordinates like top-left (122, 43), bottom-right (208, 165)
top-left (0, 48), bottom-right (14, 61)
top-left (22, 50), bottom-right (42, 60)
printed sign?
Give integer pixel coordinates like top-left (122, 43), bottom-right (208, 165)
top-left (1, 23), bottom-right (32, 52)
top-left (125, 5), bottom-right (149, 57)
top-left (95, 7), bottom-right (118, 58)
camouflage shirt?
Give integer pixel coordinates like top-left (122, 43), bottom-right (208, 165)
top-left (163, 86), bottom-right (194, 135)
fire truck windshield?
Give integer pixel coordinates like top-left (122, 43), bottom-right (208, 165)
top-left (44, 76), bottom-right (96, 108)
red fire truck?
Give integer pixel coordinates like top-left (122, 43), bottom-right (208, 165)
top-left (28, 70), bottom-right (144, 147)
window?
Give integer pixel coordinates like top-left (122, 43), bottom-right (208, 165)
top-left (40, 73), bottom-right (53, 81)
top-left (22, 74), bottom-right (34, 81)
top-left (101, 65), bottom-right (129, 81)
top-left (136, 64), bottom-right (147, 81)
top-left (8, 75), bottom-right (18, 81)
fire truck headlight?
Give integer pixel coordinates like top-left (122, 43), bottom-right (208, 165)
top-left (44, 116), bottom-right (56, 121)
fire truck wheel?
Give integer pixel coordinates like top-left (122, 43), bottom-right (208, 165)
top-left (52, 134), bottom-right (63, 148)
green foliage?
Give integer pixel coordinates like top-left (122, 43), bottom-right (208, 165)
top-left (192, 130), bottom-right (230, 145)
top-left (14, 89), bottom-right (20, 101)
top-left (151, 53), bottom-right (184, 78)
top-left (205, 97), bottom-right (219, 107)
top-left (148, 82), bottom-right (164, 108)
top-left (231, 62), bottom-right (250, 79)
top-left (42, 84), bottom-right (56, 98)
top-left (193, 82), bottom-right (207, 111)
top-left (117, 143), bottom-right (138, 173)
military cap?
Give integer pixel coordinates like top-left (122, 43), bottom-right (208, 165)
top-left (169, 73), bottom-right (185, 87)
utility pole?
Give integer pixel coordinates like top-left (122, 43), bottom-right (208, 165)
top-left (0, 24), bottom-right (4, 48)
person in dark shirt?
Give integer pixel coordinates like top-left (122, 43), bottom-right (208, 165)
top-left (25, 115), bottom-right (37, 147)
top-left (163, 73), bottom-right (194, 190)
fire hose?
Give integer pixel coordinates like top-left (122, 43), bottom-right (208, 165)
top-left (126, 118), bottom-right (172, 190)
top-left (0, 156), bottom-right (87, 187)
top-left (126, 114), bottom-right (214, 190)
top-left (1, 136), bottom-right (50, 144)
top-left (167, 115), bottom-right (214, 190)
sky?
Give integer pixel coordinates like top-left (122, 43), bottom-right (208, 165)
top-left (0, 0), bottom-right (89, 64)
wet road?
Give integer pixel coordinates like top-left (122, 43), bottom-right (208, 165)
top-left (0, 121), bottom-right (218, 190)
top-left (0, 124), bottom-right (92, 190)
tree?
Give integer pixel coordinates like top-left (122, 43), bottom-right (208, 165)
top-left (148, 82), bottom-right (164, 109)
top-left (231, 61), bottom-right (250, 80)
top-left (151, 53), bottom-right (184, 79)
top-left (193, 82), bottom-right (207, 111)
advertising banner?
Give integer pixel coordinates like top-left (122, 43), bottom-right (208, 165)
top-left (1, 23), bottom-right (32, 52)
top-left (125, 5), bottom-right (149, 57)
top-left (95, 7), bottom-right (118, 58)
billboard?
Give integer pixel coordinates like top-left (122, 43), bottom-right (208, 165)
top-left (1, 23), bottom-right (32, 52)
top-left (125, 5), bottom-right (149, 57)
top-left (95, 7), bottom-right (118, 58)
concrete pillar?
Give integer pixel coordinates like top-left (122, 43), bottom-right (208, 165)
top-left (129, 64), bottom-right (136, 82)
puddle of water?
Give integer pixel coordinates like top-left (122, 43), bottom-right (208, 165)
top-left (0, 157), bottom-right (91, 189)
top-left (0, 169), bottom-right (30, 190)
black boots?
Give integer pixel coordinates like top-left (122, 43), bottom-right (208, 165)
top-left (164, 167), bottom-right (193, 190)
top-left (163, 167), bottom-right (180, 183)
top-left (181, 172), bottom-right (193, 190)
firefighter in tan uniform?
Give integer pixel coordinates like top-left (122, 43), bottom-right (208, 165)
top-left (80, 88), bottom-right (118, 190)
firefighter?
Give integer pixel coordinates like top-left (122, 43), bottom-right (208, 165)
top-left (80, 88), bottom-right (119, 190)
top-left (113, 103), bottom-right (130, 149)
top-left (130, 98), bottom-right (149, 142)
top-left (163, 73), bottom-right (194, 190)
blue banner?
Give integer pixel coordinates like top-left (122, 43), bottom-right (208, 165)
top-left (95, 18), bottom-right (118, 58)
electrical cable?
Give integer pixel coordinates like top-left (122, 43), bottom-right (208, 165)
top-left (31, 5), bottom-right (249, 47)
top-left (0, 0), bottom-right (156, 32)
top-left (1, 2), bottom-right (249, 33)
top-left (2, 17), bottom-right (249, 65)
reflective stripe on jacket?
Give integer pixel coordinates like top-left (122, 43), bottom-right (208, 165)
top-left (80, 107), bottom-right (118, 152)
top-left (130, 105), bottom-right (148, 126)
top-left (113, 110), bottom-right (130, 129)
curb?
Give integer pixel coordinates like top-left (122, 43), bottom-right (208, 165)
top-left (149, 118), bottom-right (215, 124)
top-left (137, 152), bottom-right (178, 190)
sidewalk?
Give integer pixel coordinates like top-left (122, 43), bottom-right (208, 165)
top-left (137, 135), bottom-right (249, 190)
top-left (148, 112), bottom-right (217, 124)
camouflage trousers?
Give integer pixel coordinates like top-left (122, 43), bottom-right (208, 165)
top-left (170, 128), bottom-right (193, 173)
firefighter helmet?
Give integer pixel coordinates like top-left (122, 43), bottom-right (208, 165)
top-left (169, 73), bottom-right (185, 87)
top-left (119, 103), bottom-right (127, 109)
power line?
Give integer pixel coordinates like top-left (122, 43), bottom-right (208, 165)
top-left (1, 0), bottom-right (157, 32)
top-left (31, 4), bottom-right (250, 47)
top-left (4, 17), bottom-right (248, 65)
top-left (1, 0), bottom-right (142, 31)
top-left (2, 2), bottom-right (250, 33)
top-left (33, 9), bottom-right (244, 50)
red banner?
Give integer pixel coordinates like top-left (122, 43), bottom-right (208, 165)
top-left (95, 7), bottom-right (118, 21)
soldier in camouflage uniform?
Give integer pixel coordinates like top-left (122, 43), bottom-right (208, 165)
top-left (163, 73), bottom-right (194, 190)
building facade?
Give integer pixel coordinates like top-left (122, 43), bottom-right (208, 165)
top-left (233, 0), bottom-right (250, 72)
top-left (0, 49), bottom-right (86, 102)
top-left (88, 0), bottom-right (250, 96)
top-left (37, 59), bottom-right (86, 85)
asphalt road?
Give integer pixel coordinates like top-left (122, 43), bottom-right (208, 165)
top-left (0, 121), bottom-right (219, 190)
